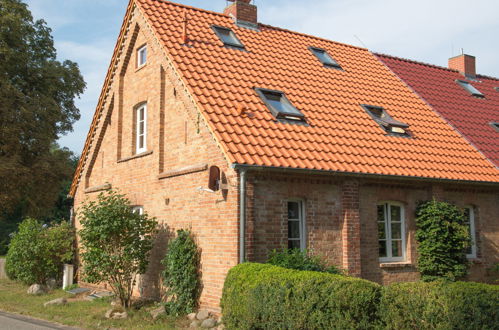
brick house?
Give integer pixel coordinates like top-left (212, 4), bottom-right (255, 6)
top-left (70, 0), bottom-right (499, 312)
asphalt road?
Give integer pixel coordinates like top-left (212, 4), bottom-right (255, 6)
top-left (0, 311), bottom-right (77, 330)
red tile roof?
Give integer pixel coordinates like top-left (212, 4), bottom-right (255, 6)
top-left (377, 53), bottom-right (499, 168)
top-left (70, 0), bottom-right (499, 195)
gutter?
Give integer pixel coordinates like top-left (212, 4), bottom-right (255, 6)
top-left (239, 168), bottom-right (247, 264)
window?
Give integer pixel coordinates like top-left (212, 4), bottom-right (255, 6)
top-left (132, 206), bottom-right (144, 215)
top-left (288, 201), bottom-right (305, 250)
top-left (212, 26), bottom-right (244, 49)
top-left (137, 45), bottom-right (147, 67)
top-left (495, 87), bottom-right (499, 92)
top-left (256, 88), bottom-right (305, 121)
top-left (135, 103), bottom-right (147, 154)
top-left (463, 206), bottom-right (477, 259)
top-left (490, 122), bottom-right (499, 132)
top-left (378, 202), bottom-right (406, 262)
top-left (456, 79), bottom-right (484, 98)
top-left (309, 47), bottom-right (341, 69)
top-left (362, 104), bottom-right (410, 136)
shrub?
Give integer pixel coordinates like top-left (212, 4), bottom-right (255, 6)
top-left (221, 263), bottom-right (381, 329)
top-left (415, 200), bottom-right (470, 281)
top-left (380, 281), bottom-right (499, 329)
top-left (6, 218), bottom-right (74, 285)
top-left (78, 190), bottom-right (157, 308)
top-left (267, 248), bottom-right (342, 274)
top-left (161, 229), bottom-right (200, 316)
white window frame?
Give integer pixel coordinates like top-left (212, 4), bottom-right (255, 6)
top-left (135, 103), bottom-right (147, 154)
top-left (287, 200), bottom-right (306, 251)
top-left (464, 206), bottom-right (477, 259)
top-left (137, 45), bottom-right (147, 67)
top-left (378, 202), bottom-right (406, 263)
top-left (132, 206), bottom-right (143, 215)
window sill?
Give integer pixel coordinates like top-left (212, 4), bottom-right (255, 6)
top-left (84, 183), bottom-right (112, 194)
top-left (379, 262), bottom-right (414, 269)
top-left (135, 63), bottom-right (147, 73)
top-left (467, 258), bottom-right (482, 264)
top-left (118, 150), bottom-right (153, 163)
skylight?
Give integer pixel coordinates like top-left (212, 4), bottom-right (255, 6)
top-left (212, 26), bottom-right (244, 49)
top-left (491, 122), bottom-right (499, 132)
top-left (256, 88), bottom-right (305, 121)
top-left (362, 104), bottom-right (410, 136)
top-left (456, 80), bottom-right (484, 98)
top-left (309, 47), bottom-right (341, 69)
top-left (495, 87), bottom-right (499, 92)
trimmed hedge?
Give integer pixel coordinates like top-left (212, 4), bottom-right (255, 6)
top-left (380, 281), bottom-right (499, 330)
top-left (221, 263), bottom-right (382, 329)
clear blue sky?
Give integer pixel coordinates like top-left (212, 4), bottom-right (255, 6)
top-left (25, 0), bottom-right (499, 154)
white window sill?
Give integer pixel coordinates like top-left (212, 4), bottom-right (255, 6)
top-left (118, 150), bottom-right (153, 163)
top-left (379, 262), bottom-right (414, 269)
top-left (136, 63), bottom-right (147, 72)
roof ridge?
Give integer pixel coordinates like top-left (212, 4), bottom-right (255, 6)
top-left (151, 0), bottom-right (228, 18)
top-left (377, 52), bottom-right (499, 81)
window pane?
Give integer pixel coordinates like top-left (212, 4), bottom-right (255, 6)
top-left (379, 240), bottom-right (387, 258)
top-left (141, 48), bottom-right (147, 64)
top-left (139, 136), bottom-right (144, 149)
top-left (377, 205), bottom-right (385, 221)
top-left (288, 221), bottom-right (300, 239)
top-left (392, 240), bottom-right (403, 257)
top-left (390, 205), bottom-right (401, 222)
top-left (391, 222), bottom-right (402, 239)
top-left (288, 240), bottom-right (300, 249)
top-left (288, 202), bottom-right (300, 219)
top-left (139, 108), bottom-right (144, 121)
top-left (378, 222), bottom-right (386, 240)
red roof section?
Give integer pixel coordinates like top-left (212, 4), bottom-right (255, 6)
top-left (133, 0), bottom-right (499, 183)
top-left (377, 53), bottom-right (499, 168)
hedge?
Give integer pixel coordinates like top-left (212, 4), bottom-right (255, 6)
top-left (221, 263), bottom-right (382, 329)
top-left (380, 281), bottom-right (499, 330)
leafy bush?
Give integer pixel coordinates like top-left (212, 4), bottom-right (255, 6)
top-left (6, 218), bottom-right (74, 285)
top-left (267, 248), bottom-right (342, 274)
top-left (221, 263), bottom-right (381, 329)
top-left (415, 200), bottom-right (470, 281)
top-left (78, 190), bottom-right (157, 308)
top-left (380, 281), bottom-right (499, 329)
top-left (161, 229), bottom-right (200, 316)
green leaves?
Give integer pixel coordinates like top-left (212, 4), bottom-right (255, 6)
top-left (161, 229), bottom-right (200, 316)
top-left (267, 248), bottom-right (343, 274)
top-left (415, 200), bottom-right (470, 282)
top-left (78, 190), bottom-right (157, 308)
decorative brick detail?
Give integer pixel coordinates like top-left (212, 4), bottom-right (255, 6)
top-left (224, 0), bottom-right (257, 24)
top-left (341, 180), bottom-right (362, 277)
top-left (448, 54), bottom-right (476, 77)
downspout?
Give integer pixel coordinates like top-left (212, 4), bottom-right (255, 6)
top-left (239, 168), bottom-right (247, 264)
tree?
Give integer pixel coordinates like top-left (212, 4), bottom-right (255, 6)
top-left (0, 0), bottom-right (85, 215)
top-left (78, 190), bottom-right (157, 308)
top-left (415, 200), bottom-right (470, 281)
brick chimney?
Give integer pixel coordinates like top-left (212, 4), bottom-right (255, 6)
top-left (224, 0), bottom-right (257, 25)
top-left (448, 54), bottom-right (476, 78)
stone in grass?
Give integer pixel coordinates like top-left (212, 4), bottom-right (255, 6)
top-left (150, 305), bottom-right (166, 320)
top-left (27, 284), bottom-right (47, 295)
top-left (196, 309), bottom-right (211, 321)
top-left (44, 298), bottom-right (67, 307)
top-left (187, 312), bottom-right (197, 321)
top-left (105, 308), bottom-right (128, 320)
top-left (189, 320), bottom-right (201, 328)
top-left (201, 318), bottom-right (217, 328)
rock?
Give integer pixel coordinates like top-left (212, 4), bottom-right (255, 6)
top-left (196, 309), bottom-right (211, 321)
top-left (189, 320), bottom-right (201, 328)
top-left (215, 324), bottom-right (225, 330)
top-left (46, 278), bottom-right (57, 290)
top-left (150, 305), bottom-right (166, 320)
top-left (27, 284), bottom-right (47, 295)
top-left (187, 312), bottom-right (197, 320)
top-left (201, 318), bottom-right (217, 328)
top-left (43, 298), bottom-right (67, 307)
top-left (105, 308), bottom-right (128, 320)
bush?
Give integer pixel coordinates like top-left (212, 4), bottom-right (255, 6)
top-left (6, 218), bottom-right (74, 285)
top-left (267, 248), bottom-right (342, 274)
top-left (380, 281), bottom-right (499, 329)
top-left (161, 229), bottom-right (200, 316)
top-left (221, 263), bottom-right (381, 329)
top-left (78, 190), bottom-right (157, 308)
top-left (415, 200), bottom-right (470, 281)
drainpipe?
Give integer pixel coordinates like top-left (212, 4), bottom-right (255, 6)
top-left (239, 168), bottom-right (247, 264)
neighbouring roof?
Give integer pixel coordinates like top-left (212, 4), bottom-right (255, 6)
top-left (377, 53), bottom-right (499, 168)
top-left (70, 0), bottom-right (499, 195)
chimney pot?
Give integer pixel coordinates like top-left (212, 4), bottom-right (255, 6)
top-left (448, 54), bottom-right (476, 78)
top-left (224, 0), bottom-right (257, 25)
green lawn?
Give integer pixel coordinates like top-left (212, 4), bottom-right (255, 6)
top-left (0, 279), bottom-right (188, 329)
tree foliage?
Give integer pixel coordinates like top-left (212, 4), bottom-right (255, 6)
top-left (267, 248), bottom-right (342, 274)
top-left (6, 218), bottom-right (74, 285)
top-left (415, 200), bottom-right (470, 281)
top-left (78, 190), bottom-right (157, 308)
top-left (0, 0), bottom-right (85, 214)
top-left (161, 229), bottom-right (200, 316)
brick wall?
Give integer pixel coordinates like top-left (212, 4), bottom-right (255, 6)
top-left (223, 1), bottom-right (257, 24)
top-left (448, 54), bottom-right (476, 77)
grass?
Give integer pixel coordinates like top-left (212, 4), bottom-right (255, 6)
top-left (0, 279), bottom-right (189, 329)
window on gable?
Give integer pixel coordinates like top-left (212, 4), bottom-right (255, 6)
top-left (212, 26), bottom-right (244, 49)
top-left (362, 104), bottom-right (410, 136)
top-left (456, 79), bottom-right (484, 98)
top-left (309, 47), bottom-right (341, 69)
top-left (378, 202), bottom-right (406, 262)
top-left (137, 45), bottom-right (147, 67)
top-left (463, 206), bottom-right (477, 259)
top-left (135, 103), bottom-right (147, 154)
top-left (132, 206), bottom-right (144, 215)
top-left (288, 200), bottom-right (306, 250)
top-left (256, 88), bottom-right (305, 121)
top-left (490, 122), bottom-right (499, 132)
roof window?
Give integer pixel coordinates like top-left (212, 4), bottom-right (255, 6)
top-left (256, 88), bottom-right (305, 121)
top-left (212, 25), bottom-right (244, 49)
top-left (309, 47), bottom-right (341, 69)
top-left (495, 87), bottom-right (499, 92)
top-left (456, 79), bottom-right (484, 98)
top-left (362, 104), bottom-right (410, 136)
top-left (490, 122), bottom-right (499, 132)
